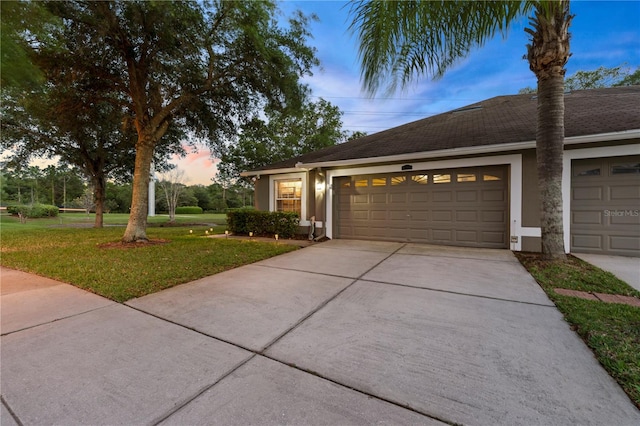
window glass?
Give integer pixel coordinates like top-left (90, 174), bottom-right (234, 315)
top-left (433, 174), bottom-right (451, 184)
top-left (275, 179), bottom-right (302, 215)
top-left (611, 163), bottom-right (640, 175)
top-left (355, 179), bottom-right (368, 187)
top-left (411, 174), bottom-right (428, 184)
top-left (391, 176), bottom-right (407, 185)
top-left (372, 177), bottom-right (387, 186)
top-left (341, 180), bottom-right (351, 187)
top-left (483, 174), bottom-right (501, 181)
top-left (457, 173), bottom-right (476, 182)
top-left (576, 168), bottom-right (600, 176)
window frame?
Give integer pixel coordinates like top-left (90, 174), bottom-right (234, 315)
top-left (269, 172), bottom-right (308, 225)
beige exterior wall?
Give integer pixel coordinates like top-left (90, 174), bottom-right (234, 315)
top-left (521, 149), bottom-right (541, 228)
top-left (521, 236), bottom-right (541, 252)
top-left (254, 178), bottom-right (270, 211)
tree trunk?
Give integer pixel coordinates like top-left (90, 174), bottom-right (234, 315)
top-left (526, 1), bottom-right (571, 261)
top-left (536, 74), bottom-right (566, 260)
top-left (122, 136), bottom-right (154, 242)
top-left (92, 173), bottom-right (106, 228)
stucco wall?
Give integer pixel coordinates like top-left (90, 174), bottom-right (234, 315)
top-left (522, 236), bottom-right (541, 252)
top-left (254, 177), bottom-right (269, 211)
top-left (521, 149), bottom-right (541, 228)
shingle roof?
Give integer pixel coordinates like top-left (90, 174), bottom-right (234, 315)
top-left (250, 86), bottom-right (640, 172)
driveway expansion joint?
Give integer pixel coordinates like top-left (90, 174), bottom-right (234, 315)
top-left (0, 303), bottom-right (116, 337)
top-left (363, 278), bottom-right (557, 307)
top-left (258, 353), bottom-right (459, 426)
top-left (1, 395), bottom-right (24, 426)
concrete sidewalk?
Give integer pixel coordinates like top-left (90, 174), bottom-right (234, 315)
top-left (2, 242), bottom-right (639, 425)
top-left (573, 253), bottom-right (640, 291)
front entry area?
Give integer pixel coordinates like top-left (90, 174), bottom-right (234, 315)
top-left (334, 165), bottom-right (509, 248)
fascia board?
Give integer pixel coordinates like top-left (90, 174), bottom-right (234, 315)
top-left (297, 130), bottom-right (640, 170)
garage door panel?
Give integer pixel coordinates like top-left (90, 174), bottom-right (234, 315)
top-left (482, 231), bottom-right (507, 244)
top-left (482, 211), bottom-right (506, 223)
top-left (370, 210), bottom-right (387, 220)
top-left (456, 211), bottom-right (478, 222)
top-left (573, 187), bottom-right (602, 201)
top-left (432, 229), bottom-right (453, 242)
top-left (335, 166), bottom-right (508, 248)
top-left (409, 192), bottom-right (428, 202)
top-left (610, 185), bottom-right (640, 200)
top-left (572, 234), bottom-right (603, 250)
top-left (388, 193), bottom-right (406, 203)
top-left (389, 210), bottom-right (408, 220)
top-left (410, 210), bottom-right (429, 221)
top-left (456, 191), bottom-right (478, 202)
top-left (370, 193), bottom-right (387, 204)
top-left (433, 210), bottom-right (452, 221)
top-left (482, 190), bottom-right (506, 202)
top-left (609, 213), bottom-right (640, 225)
top-left (456, 230), bottom-right (478, 243)
top-left (610, 236), bottom-right (640, 251)
top-left (432, 191), bottom-right (452, 202)
top-left (572, 211), bottom-right (602, 225)
top-left (351, 210), bottom-right (369, 220)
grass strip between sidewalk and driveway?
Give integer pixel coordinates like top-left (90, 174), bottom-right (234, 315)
top-left (516, 253), bottom-right (640, 409)
top-left (0, 214), bottom-right (297, 302)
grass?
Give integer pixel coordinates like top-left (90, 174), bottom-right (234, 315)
top-left (516, 253), bottom-right (640, 409)
top-left (0, 213), bottom-right (296, 302)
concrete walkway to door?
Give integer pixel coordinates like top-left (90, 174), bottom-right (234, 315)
top-left (2, 240), bottom-right (639, 425)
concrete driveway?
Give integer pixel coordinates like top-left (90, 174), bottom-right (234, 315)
top-left (2, 240), bottom-right (639, 425)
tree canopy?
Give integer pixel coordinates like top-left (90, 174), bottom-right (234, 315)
top-left (6, 0), bottom-right (319, 241)
top-left (519, 65), bottom-right (640, 93)
top-left (218, 96), bottom-right (347, 181)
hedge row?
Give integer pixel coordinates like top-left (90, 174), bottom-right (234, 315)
top-left (226, 210), bottom-right (300, 238)
top-left (175, 206), bottom-right (203, 214)
top-left (6, 204), bottom-right (59, 218)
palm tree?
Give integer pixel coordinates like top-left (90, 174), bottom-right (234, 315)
top-left (349, 0), bottom-right (571, 260)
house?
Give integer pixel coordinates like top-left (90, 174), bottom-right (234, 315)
top-left (242, 86), bottom-right (640, 257)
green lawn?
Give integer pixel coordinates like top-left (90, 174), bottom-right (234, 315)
top-left (517, 253), bottom-right (640, 409)
top-left (0, 213), bottom-right (296, 302)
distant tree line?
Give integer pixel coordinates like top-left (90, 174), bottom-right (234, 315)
top-left (1, 164), bottom-right (253, 214)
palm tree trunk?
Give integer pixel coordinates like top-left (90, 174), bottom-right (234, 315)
top-left (536, 74), bottom-right (566, 260)
top-left (122, 137), bottom-right (153, 242)
top-left (526, 1), bottom-right (572, 260)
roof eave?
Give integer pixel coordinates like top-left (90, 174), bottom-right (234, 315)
top-left (240, 166), bottom-right (302, 177)
top-left (297, 129), bottom-right (640, 170)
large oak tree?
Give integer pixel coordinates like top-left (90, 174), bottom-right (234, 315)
top-left (33, 0), bottom-right (318, 242)
top-left (19, 0), bottom-right (317, 242)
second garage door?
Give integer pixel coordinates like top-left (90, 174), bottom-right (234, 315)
top-left (571, 156), bottom-right (640, 256)
top-left (334, 165), bottom-right (508, 248)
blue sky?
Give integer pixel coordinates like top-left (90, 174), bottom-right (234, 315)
top-left (180, 0), bottom-right (640, 184)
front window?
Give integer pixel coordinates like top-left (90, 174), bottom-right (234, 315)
top-left (275, 179), bottom-right (302, 215)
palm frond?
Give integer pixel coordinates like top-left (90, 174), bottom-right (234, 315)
top-left (349, 0), bottom-right (530, 96)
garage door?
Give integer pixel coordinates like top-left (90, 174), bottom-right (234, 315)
top-left (571, 156), bottom-right (640, 257)
top-left (334, 166), bottom-right (508, 248)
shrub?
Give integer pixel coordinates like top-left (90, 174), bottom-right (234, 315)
top-left (6, 204), bottom-right (59, 219)
top-left (175, 206), bottom-right (203, 214)
top-left (226, 210), bottom-right (299, 238)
